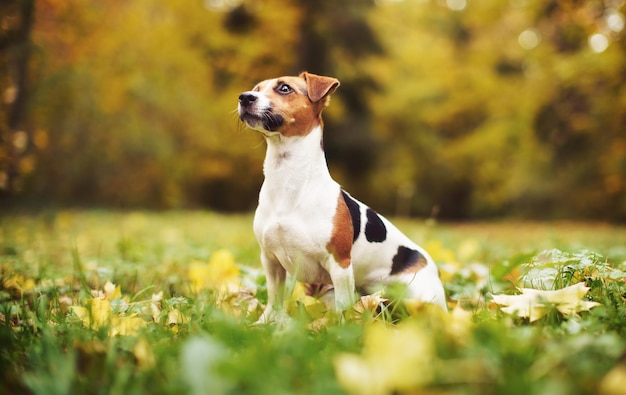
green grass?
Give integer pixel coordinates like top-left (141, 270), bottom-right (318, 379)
top-left (1, 210), bottom-right (626, 395)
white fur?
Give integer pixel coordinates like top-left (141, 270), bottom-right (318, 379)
top-left (253, 126), bottom-right (359, 321)
top-left (240, 80), bottom-right (447, 323)
top-left (252, 126), bottom-right (446, 323)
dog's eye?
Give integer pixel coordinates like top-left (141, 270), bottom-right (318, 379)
top-left (276, 83), bottom-right (293, 95)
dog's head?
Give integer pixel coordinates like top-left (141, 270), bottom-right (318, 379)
top-left (238, 72), bottom-right (340, 137)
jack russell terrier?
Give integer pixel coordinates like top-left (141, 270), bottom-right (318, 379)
top-left (238, 72), bottom-right (447, 322)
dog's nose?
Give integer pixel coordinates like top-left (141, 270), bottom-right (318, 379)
top-left (239, 93), bottom-right (257, 107)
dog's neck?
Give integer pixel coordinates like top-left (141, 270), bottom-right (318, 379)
top-left (261, 125), bottom-right (332, 200)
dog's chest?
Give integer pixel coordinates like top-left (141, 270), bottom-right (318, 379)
top-left (254, 181), bottom-right (340, 281)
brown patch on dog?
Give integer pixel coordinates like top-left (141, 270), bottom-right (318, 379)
top-left (300, 72), bottom-right (340, 103)
top-left (326, 192), bottom-right (353, 269)
top-left (402, 257), bottom-right (427, 274)
top-left (253, 73), bottom-right (339, 137)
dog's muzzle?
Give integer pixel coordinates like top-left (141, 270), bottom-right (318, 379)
top-left (238, 92), bottom-right (284, 132)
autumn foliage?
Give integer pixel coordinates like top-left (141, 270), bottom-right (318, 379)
top-left (1, 0), bottom-right (625, 220)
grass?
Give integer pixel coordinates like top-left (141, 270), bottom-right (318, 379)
top-left (1, 210), bottom-right (626, 395)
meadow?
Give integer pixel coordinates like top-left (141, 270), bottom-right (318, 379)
top-left (1, 210), bottom-right (626, 395)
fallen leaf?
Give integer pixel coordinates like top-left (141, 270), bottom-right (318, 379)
top-left (70, 298), bottom-right (112, 329)
top-left (150, 291), bottom-right (163, 322)
top-left (349, 292), bottom-right (387, 323)
top-left (334, 320), bottom-right (434, 395)
top-left (133, 337), bottom-right (156, 369)
top-left (599, 365), bottom-right (626, 395)
top-left (218, 289), bottom-right (262, 318)
top-left (71, 297), bottom-right (147, 336)
top-left (447, 304), bottom-right (474, 339)
top-left (103, 281), bottom-right (122, 301)
top-left (168, 308), bottom-right (190, 333)
top-left (188, 249), bottom-right (241, 294)
top-left (111, 315), bottom-right (147, 336)
top-left (491, 282), bottom-right (601, 322)
top-left (3, 274), bottom-right (36, 295)
top-left (286, 282), bottom-right (329, 320)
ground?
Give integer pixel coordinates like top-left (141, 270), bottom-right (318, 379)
top-left (1, 210), bottom-right (625, 395)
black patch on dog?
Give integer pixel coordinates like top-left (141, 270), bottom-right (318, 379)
top-left (365, 208), bottom-right (387, 243)
top-left (341, 190), bottom-right (361, 243)
top-left (390, 246), bottom-right (425, 275)
top-left (263, 113), bottom-right (284, 131)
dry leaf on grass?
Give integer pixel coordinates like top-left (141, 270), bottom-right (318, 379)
top-left (491, 282), bottom-right (600, 322)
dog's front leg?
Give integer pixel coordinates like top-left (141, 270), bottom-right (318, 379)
top-left (256, 251), bottom-right (287, 324)
top-left (326, 259), bottom-right (357, 313)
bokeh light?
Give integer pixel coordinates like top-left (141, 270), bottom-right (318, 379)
top-left (446, 0), bottom-right (467, 11)
top-left (518, 28), bottom-right (541, 50)
top-left (588, 33), bottom-right (609, 53)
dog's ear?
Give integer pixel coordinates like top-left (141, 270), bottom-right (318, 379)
top-left (300, 72), bottom-right (340, 103)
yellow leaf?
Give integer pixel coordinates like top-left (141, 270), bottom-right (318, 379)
top-left (167, 308), bottom-right (190, 326)
top-left (150, 291), bottom-right (163, 322)
top-left (438, 262), bottom-right (460, 283)
top-left (103, 281), bottom-right (122, 301)
top-left (334, 320), bottom-right (434, 395)
top-left (308, 317), bottom-right (330, 332)
top-left (491, 293), bottom-right (547, 322)
top-left (448, 304), bottom-right (474, 339)
top-left (349, 292), bottom-right (387, 323)
top-left (111, 315), bottom-right (147, 336)
top-left (133, 337), bottom-right (156, 369)
top-left (3, 274), bottom-right (36, 295)
top-left (286, 283), bottom-right (329, 319)
top-left (71, 298), bottom-right (112, 329)
top-left (423, 239), bottom-right (456, 263)
top-left (491, 283), bottom-right (601, 322)
top-left (69, 306), bottom-right (90, 327)
top-left (335, 354), bottom-right (382, 395)
top-left (301, 296), bottom-right (328, 319)
top-left (208, 249), bottom-right (241, 292)
top-left (88, 298), bottom-right (113, 328)
top-left (218, 290), bottom-right (262, 319)
top-left (599, 365), bottom-right (626, 395)
top-left (457, 238), bottom-right (480, 262)
top-left (188, 261), bottom-right (211, 293)
top-left (188, 249), bottom-right (241, 294)
top-left (290, 282), bottom-right (308, 301)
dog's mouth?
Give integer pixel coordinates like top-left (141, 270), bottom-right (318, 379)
top-left (239, 109), bottom-right (284, 132)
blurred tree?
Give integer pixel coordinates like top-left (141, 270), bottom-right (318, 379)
top-left (0, 0), bottom-right (35, 202)
top-left (1, 0), bottom-right (624, 220)
top-left (367, 0), bottom-right (625, 220)
top-left (295, 0), bottom-right (384, 202)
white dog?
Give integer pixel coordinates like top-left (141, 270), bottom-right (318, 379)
top-left (238, 72), bottom-right (446, 322)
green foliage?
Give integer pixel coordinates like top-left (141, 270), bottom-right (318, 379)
top-left (1, 211), bottom-right (626, 394)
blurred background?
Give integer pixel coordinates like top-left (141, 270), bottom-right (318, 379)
top-left (0, 0), bottom-right (625, 221)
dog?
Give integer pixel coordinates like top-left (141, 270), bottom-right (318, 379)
top-left (238, 72), bottom-right (446, 323)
